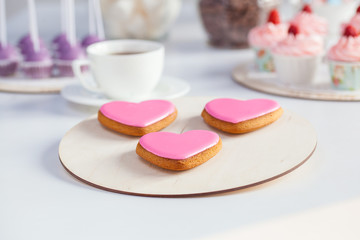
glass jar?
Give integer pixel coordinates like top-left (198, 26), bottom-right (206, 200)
top-left (101, 0), bottom-right (182, 40)
top-left (199, 0), bottom-right (280, 48)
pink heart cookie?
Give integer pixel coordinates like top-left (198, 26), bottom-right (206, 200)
top-left (98, 100), bottom-right (177, 136)
top-left (136, 130), bottom-right (222, 170)
top-left (202, 98), bottom-right (283, 133)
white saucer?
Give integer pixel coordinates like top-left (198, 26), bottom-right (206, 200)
top-left (61, 76), bottom-right (191, 107)
top-left (0, 75), bottom-right (76, 93)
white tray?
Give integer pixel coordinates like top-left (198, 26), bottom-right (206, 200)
top-left (0, 75), bottom-right (76, 93)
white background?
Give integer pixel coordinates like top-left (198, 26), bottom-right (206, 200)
top-left (1, 1), bottom-right (360, 239)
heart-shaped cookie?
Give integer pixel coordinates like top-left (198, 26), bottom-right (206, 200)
top-left (136, 130), bottom-right (222, 170)
top-left (201, 98), bottom-right (283, 133)
top-left (98, 100), bottom-right (177, 136)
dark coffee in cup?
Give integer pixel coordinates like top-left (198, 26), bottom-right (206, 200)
top-left (109, 51), bottom-right (145, 55)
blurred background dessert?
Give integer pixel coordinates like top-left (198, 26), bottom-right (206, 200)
top-left (327, 24), bottom-right (360, 90)
top-left (272, 24), bottom-right (324, 85)
top-left (290, 4), bottom-right (328, 38)
top-left (199, 0), bottom-right (281, 48)
top-left (100, 0), bottom-right (181, 40)
top-left (311, 0), bottom-right (358, 37)
top-left (20, 0), bottom-right (53, 78)
top-left (0, 0), bottom-right (18, 76)
top-left (0, 43), bottom-right (18, 77)
top-left (21, 47), bottom-right (53, 78)
top-left (248, 9), bottom-right (288, 72)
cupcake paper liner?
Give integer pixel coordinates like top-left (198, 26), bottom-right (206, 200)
top-left (0, 60), bottom-right (18, 77)
top-left (328, 60), bottom-right (360, 90)
top-left (273, 54), bottom-right (322, 85)
top-left (252, 47), bottom-right (275, 72)
top-left (54, 59), bottom-right (88, 77)
top-left (21, 60), bottom-right (53, 79)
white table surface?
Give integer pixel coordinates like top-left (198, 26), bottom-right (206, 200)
top-left (1, 1), bottom-right (360, 239)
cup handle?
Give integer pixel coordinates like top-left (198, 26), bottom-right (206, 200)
top-left (72, 59), bottom-right (102, 93)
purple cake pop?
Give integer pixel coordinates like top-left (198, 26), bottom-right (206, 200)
top-left (52, 33), bottom-right (67, 45)
top-left (81, 34), bottom-right (102, 49)
top-left (21, 47), bottom-right (53, 79)
top-left (18, 37), bottom-right (46, 55)
top-left (17, 34), bottom-right (31, 48)
top-left (51, 33), bottom-right (69, 53)
top-left (54, 37), bottom-right (72, 56)
top-left (55, 44), bottom-right (85, 77)
top-left (0, 43), bottom-right (19, 77)
top-left (52, 36), bottom-right (83, 61)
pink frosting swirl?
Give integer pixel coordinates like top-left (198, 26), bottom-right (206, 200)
top-left (327, 36), bottom-right (360, 62)
top-left (248, 23), bottom-right (288, 48)
top-left (291, 12), bottom-right (328, 36)
top-left (271, 34), bottom-right (323, 56)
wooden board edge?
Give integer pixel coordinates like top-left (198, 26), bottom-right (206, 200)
top-left (58, 142), bottom-right (317, 198)
top-left (231, 65), bottom-right (360, 102)
top-left (0, 89), bottom-right (60, 94)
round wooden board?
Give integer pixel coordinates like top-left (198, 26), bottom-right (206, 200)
top-left (232, 63), bottom-right (360, 101)
top-left (0, 77), bottom-right (76, 93)
top-left (58, 97), bottom-right (317, 197)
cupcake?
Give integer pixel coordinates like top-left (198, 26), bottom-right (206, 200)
top-left (21, 48), bottom-right (53, 79)
top-left (291, 4), bottom-right (328, 38)
top-left (81, 34), bottom-right (102, 49)
top-left (0, 43), bottom-right (19, 77)
top-left (248, 9), bottom-right (288, 72)
top-left (271, 24), bottom-right (324, 85)
top-left (55, 44), bottom-right (85, 77)
top-left (327, 25), bottom-right (360, 90)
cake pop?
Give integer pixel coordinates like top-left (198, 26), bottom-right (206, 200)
top-left (81, 34), bottom-right (101, 48)
top-left (17, 34), bottom-right (31, 48)
top-left (0, 0), bottom-right (19, 76)
top-left (21, 47), bottom-right (53, 79)
top-left (54, 0), bottom-right (86, 76)
top-left (52, 33), bottom-right (67, 47)
top-left (0, 43), bottom-right (19, 76)
top-left (55, 43), bottom-right (85, 76)
top-left (81, 0), bottom-right (104, 49)
top-left (20, 0), bottom-right (53, 79)
top-left (18, 34), bottom-right (46, 55)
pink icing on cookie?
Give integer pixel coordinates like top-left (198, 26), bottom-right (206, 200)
top-left (139, 130), bottom-right (220, 160)
top-left (100, 100), bottom-right (175, 127)
top-left (205, 98), bottom-right (280, 123)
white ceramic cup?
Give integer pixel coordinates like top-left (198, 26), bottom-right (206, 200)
top-left (72, 39), bottom-right (164, 100)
